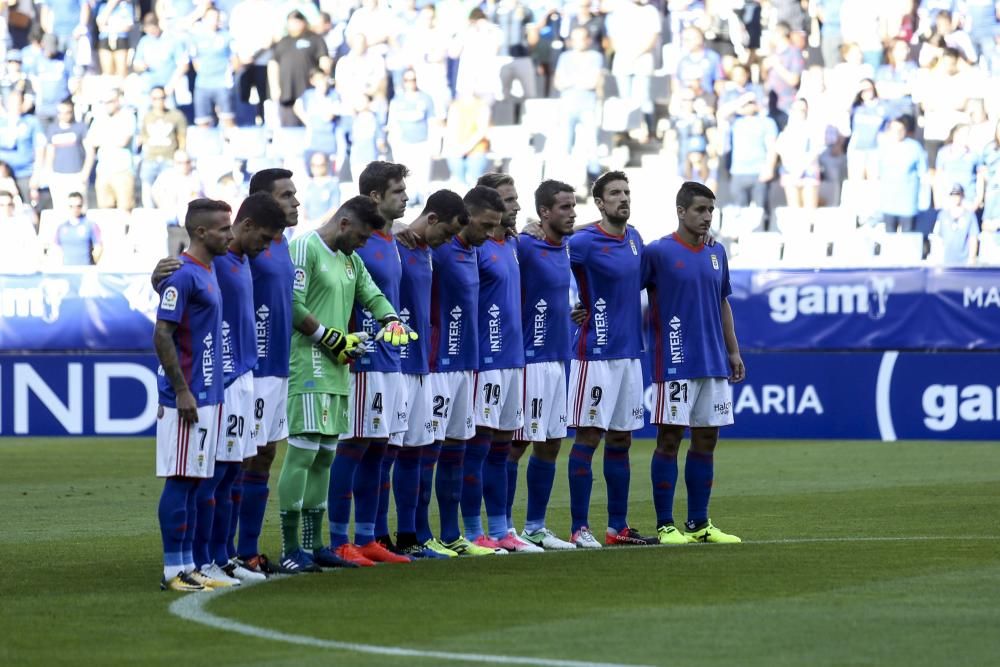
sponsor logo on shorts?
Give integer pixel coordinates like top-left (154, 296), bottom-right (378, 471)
top-left (160, 286), bottom-right (178, 311)
top-left (631, 407), bottom-right (644, 419)
top-left (714, 401), bottom-right (733, 416)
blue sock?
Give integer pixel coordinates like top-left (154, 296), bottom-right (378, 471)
top-left (193, 473), bottom-right (221, 568)
top-left (506, 459), bottom-right (518, 532)
top-left (604, 445), bottom-right (631, 532)
top-left (159, 478), bottom-right (194, 577)
top-left (393, 447), bottom-right (421, 535)
top-left (685, 450), bottom-right (714, 528)
top-left (436, 444), bottom-right (465, 544)
top-left (416, 443), bottom-right (441, 543)
top-left (484, 440), bottom-right (512, 539)
top-left (353, 441), bottom-right (384, 545)
top-left (525, 456), bottom-right (556, 533)
top-left (227, 471), bottom-right (242, 559)
top-left (236, 471), bottom-right (269, 558)
top-left (182, 480), bottom-right (199, 568)
top-left (210, 462), bottom-right (240, 565)
top-left (651, 450), bottom-right (679, 527)
top-left (460, 434), bottom-right (489, 538)
top-left (328, 441), bottom-right (365, 547)
top-left (376, 445), bottom-right (398, 538)
top-left (568, 444), bottom-right (595, 533)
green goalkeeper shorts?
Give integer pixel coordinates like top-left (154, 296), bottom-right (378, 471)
top-left (287, 393), bottom-right (349, 438)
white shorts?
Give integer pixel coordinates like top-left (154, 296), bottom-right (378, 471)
top-left (218, 371), bottom-right (256, 462)
top-left (474, 367), bottom-right (525, 431)
top-left (156, 403), bottom-right (223, 478)
top-left (430, 370), bottom-right (476, 441)
top-left (514, 361), bottom-right (568, 442)
top-left (342, 371), bottom-right (408, 440)
top-left (389, 374), bottom-right (435, 447)
top-left (251, 376), bottom-right (289, 448)
top-left (651, 378), bottom-right (735, 428)
top-left (568, 359), bottom-right (645, 432)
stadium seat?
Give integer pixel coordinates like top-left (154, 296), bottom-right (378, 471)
top-left (839, 179), bottom-right (879, 226)
top-left (128, 208), bottom-right (170, 265)
top-left (977, 232), bottom-right (1000, 265)
top-left (780, 234), bottom-right (830, 267)
top-left (730, 231), bottom-right (782, 268)
top-left (0, 217), bottom-right (42, 273)
top-left (875, 232), bottom-right (926, 266)
top-left (522, 98), bottom-right (563, 136)
top-left (225, 127), bottom-right (271, 161)
top-left (773, 206), bottom-right (814, 236)
top-left (829, 229), bottom-right (878, 266)
top-left (721, 205), bottom-right (764, 239)
top-left (811, 206), bottom-right (858, 238)
top-left (185, 126), bottom-right (226, 162)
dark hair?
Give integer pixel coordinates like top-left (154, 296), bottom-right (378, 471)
top-left (469, 8), bottom-right (486, 21)
top-left (337, 195), bottom-right (386, 230)
top-left (893, 113), bottom-right (916, 134)
top-left (184, 198), bottom-right (232, 233)
top-left (358, 161), bottom-right (410, 199)
top-left (421, 189), bottom-right (467, 225)
top-left (592, 171), bottom-right (628, 200)
top-left (249, 168), bottom-right (294, 195)
top-left (534, 179), bottom-right (575, 216)
top-left (463, 185), bottom-right (505, 215)
top-left (0, 190), bottom-right (14, 200)
top-left (476, 172), bottom-right (515, 190)
top-left (67, 191), bottom-right (85, 202)
top-left (236, 192), bottom-right (286, 230)
top-left (150, 85), bottom-right (166, 96)
top-left (675, 181), bottom-right (716, 209)
top-left (851, 78), bottom-right (878, 108)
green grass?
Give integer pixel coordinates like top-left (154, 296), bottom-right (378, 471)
top-left (2, 438), bottom-right (999, 666)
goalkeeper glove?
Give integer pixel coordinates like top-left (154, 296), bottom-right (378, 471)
top-left (311, 326), bottom-right (370, 364)
top-left (375, 317), bottom-right (419, 347)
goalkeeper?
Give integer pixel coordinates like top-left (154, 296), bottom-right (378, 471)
top-left (278, 196), bottom-right (417, 572)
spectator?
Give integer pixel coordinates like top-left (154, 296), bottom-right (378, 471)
top-left (827, 42), bottom-right (875, 112)
top-left (344, 0), bottom-right (395, 58)
top-left (37, 0), bottom-right (86, 54)
top-left (387, 68), bottom-right (436, 203)
top-left (847, 78), bottom-right (889, 180)
top-left (0, 189), bottom-right (30, 226)
top-left (934, 124), bottom-right (980, 209)
top-left (347, 94), bottom-right (386, 181)
top-left (0, 89), bottom-right (45, 202)
top-left (841, 0), bottom-right (887, 68)
top-left (54, 191), bottom-right (102, 265)
top-left (918, 10), bottom-right (977, 65)
top-left (814, 0), bottom-right (845, 67)
top-left (451, 8), bottom-right (504, 102)
top-left (229, 0), bottom-right (279, 127)
top-left (912, 47), bottom-right (973, 168)
top-left (270, 10), bottom-right (331, 127)
top-left (566, 0), bottom-right (606, 52)
top-left (153, 149), bottom-right (204, 255)
top-left (443, 93), bottom-right (492, 189)
top-left (553, 26), bottom-right (603, 174)
top-left (875, 38), bottom-right (918, 118)
top-left (763, 21), bottom-right (805, 119)
top-left (0, 163), bottom-right (22, 203)
top-left (606, 0), bottom-right (661, 138)
top-left (1, 50), bottom-right (35, 108)
top-left (775, 98), bottom-right (824, 209)
top-left (727, 94), bottom-right (777, 210)
top-left (675, 27), bottom-right (723, 95)
top-left (931, 184), bottom-right (979, 264)
top-left (492, 0), bottom-right (538, 102)
top-left (959, 0), bottom-right (999, 59)
top-left (400, 4), bottom-right (451, 115)
top-left (979, 120), bottom-right (1000, 233)
top-left (88, 0), bottom-right (138, 78)
top-left (131, 14), bottom-right (189, 102)
top-left (139, 85), bottom-right (187, 208)
top-left (43, 99), bottom-right (88, 208)
top-left (190, 7), bottom-right (237, 129)
top-left (876, 115), bottom-right (928, 232)
top-left (25, 34), bottom-right (72, 129)
top-left (299, 152), bottom-right (340, 231)
top-left (83, 88), bottom-right (136, 211)
top-left (333, 33), bottom-right (387, 116)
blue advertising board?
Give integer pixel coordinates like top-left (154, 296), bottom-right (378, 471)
top-left (3, 352), bottom-right (997, 440)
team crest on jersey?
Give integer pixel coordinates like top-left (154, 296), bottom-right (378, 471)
top-left (161, 286), bottom-right (178, 311)
top-left (345, 260), bottom-right (355, 279)
top-left (629, 240), bottom-right (638, 255)
top-left (293, 268), bottom-right (306, 290)
top-left (711, 254), bottom-right (719, 270)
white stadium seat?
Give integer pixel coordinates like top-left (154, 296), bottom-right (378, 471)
top-left (730, 231), bottom-right (782, 268)
top-left (876, 232), bottom-right (925, 266)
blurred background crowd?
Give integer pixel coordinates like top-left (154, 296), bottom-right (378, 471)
top-left (1, 0), bottom-right (999, 271)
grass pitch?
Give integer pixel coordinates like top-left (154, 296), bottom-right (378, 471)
top-left (2, 438), bottom-right (999, 667)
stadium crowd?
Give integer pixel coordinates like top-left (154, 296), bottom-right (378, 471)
top-left (0, 0), bottom-right (999, 269)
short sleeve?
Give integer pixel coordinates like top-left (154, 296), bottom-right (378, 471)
top-left (156, 270), bottom-right (190, 324)
top-left (720, 247), bottom-right (732, 300)
top-left (640, 242), bottom-right (655, 289)
top-left (569, 231), bottom-right (588, 267)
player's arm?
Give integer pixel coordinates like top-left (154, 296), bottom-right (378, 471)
top-left (150, 256), bottom-right (183, 289)
top-left (153, 320), bottom-right (199, 423)
top-left (721, 298), bottom-right (745, 384)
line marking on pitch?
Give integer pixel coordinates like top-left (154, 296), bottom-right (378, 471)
top-left (169, 585), bottom-right (654, 667)
top-left (169, 536), bottom-right (999, 666)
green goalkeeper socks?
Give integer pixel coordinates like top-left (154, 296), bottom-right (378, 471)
top-left (277, 439), bottom-right (321, 555)
top-left (301, 446), bottom-right (335, 550)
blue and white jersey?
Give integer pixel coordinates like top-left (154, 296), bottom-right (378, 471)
top-left (214, 250), bottom-right (258, 387)
top-left (352, 231), bottom-right (402, 373)
top-left (518, 233), bottom-right (572, 363)
top-left (477, 237), bottom-right (524, 371)
top-left (641, 233), bottom-right (732, 382)
top-left (249, 235), bottom-right (294, 378)
top-left (156, 253), bottom-right (224, 407)
top-left (430, 235), bottom-right (479, 373)
top-left (398, 243), bottom-right (433, 375)
top-left (569, 224), bottom-right (644, 361)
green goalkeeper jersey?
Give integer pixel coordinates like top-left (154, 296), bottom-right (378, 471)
top-left (288, 231), bottom-right (396, 397)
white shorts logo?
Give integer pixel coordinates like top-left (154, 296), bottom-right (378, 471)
top-left (293, 268), bottom-right (306, 290)
top-left (161, 286), bottom-right (178, 311)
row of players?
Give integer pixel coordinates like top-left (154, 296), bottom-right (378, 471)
top-left (151, 164), bottom-right (746, 592)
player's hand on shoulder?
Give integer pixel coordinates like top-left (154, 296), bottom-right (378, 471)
top-left (729, 352), bottom-right (745, 384)
top-left (570, 302), bottom-right (588, 325)
top-left (521, 221), bottom-right (544, 240)
top-left (151, 256), bottom-right (183, 290)
top-left (703, 233), bottom-right (717, 247)
top-left (393, 222), bottom-right (419, 249)
top-left (176, 389), bottom-right (199, 424)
